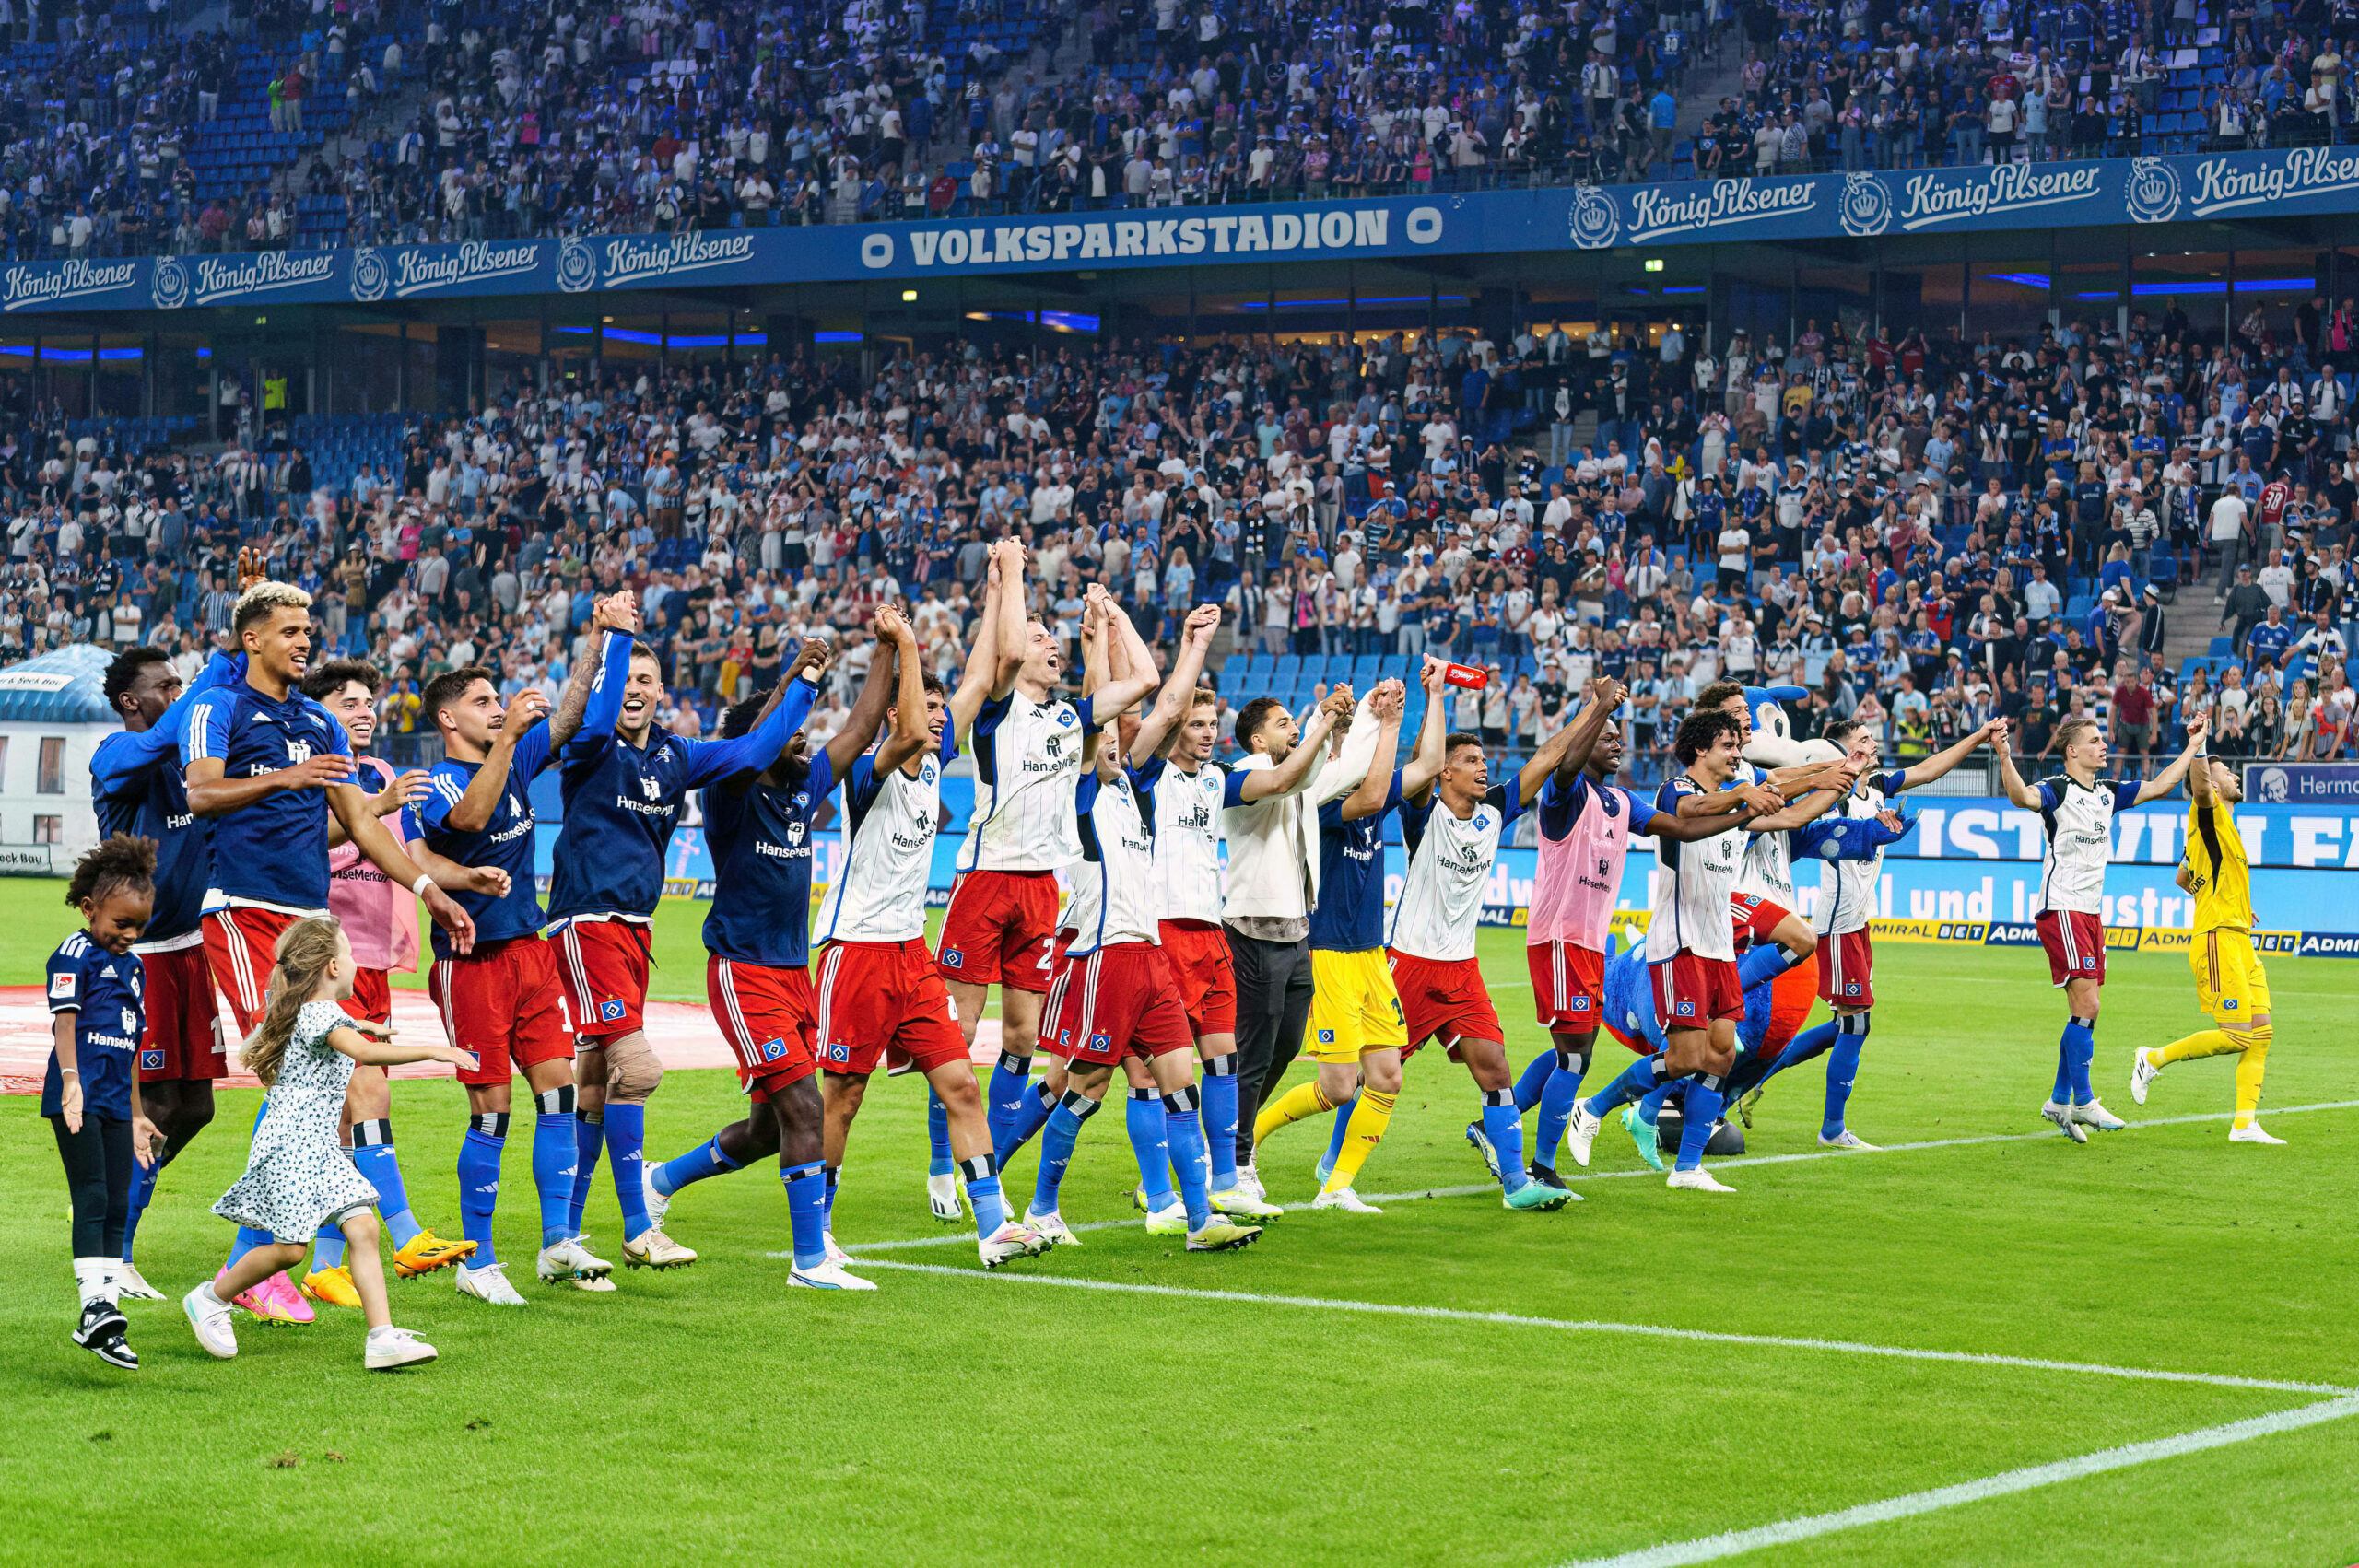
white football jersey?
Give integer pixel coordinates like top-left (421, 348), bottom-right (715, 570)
top-left (813, 748), bottom-right (943, 944)
top-left (958, 691), bottom-right (1091, 872)
top-left (1812, 767), bottom-right (1907, 937)
top-left (1733, 764), bottom-right (1799, 907)
top-left (1062, 769), bottom-right (1160, 954)
top-left (2035, 773), bottom-right (2139, 915)
top-left (1387, 785), bottom-right (1523, 963)
top-left (1136, 755), bottom-right (1226, 926)
top-left (1644, 775), bottom-right (1743, 964)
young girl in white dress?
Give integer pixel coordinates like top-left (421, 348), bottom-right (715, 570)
top-left (182, 917), bottom-right (475, 1371)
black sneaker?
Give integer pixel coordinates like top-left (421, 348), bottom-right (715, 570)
top-left (75, 1302), bottom-right (136, 1368)
top-left (1527, 1161), bottom-right (1568, 1191)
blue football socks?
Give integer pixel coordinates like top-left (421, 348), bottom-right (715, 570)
top-left (535, 1087), bottom-right (581, 1248)
top-left (823, 1165), bottom-right (839, 1231)
top-left (1531, 1042), bottom-right (1593, 1170)
top-left (926, 1087), bottom-right (954, 1177)
top-left (1584, 1053), bottom-right (1668, 1117)
top-left (961, 1155), bottom-right (1007, 1236)
top-left (351, 1119), bottom-right (422, 1248)
top-left (1322, 1094), bottom-right (1357, 1172)
top-left (458, 1112), bottom-right (507, 1268)
top-left (567, 1110), bottom-right (604, 1237)
top-left (605, 1102), bottom-right (651, 1241)
top-left (1513, 1049), bottom-right (1555, 1112)
top-left (1783, 1019), bottom-right (1841, 1070)
top-left (1675, 1074), bottom-right (1727, 1172)
top-left (655, 1138), bottom-right (741, 1197)
top-left (1200, 1055), bottom-right (1239, 1190)
top-left (121, 1158), bottom-right (159, 1262)
top-left (1737, 942), bottom-right (1799, 990)
top-left (2061, 1016), bottom-right (2096, 1105)
top-left (1480, 1090), bottom-right (1528, 1192)
top-left (1823, 1013), bottom-right (1872, 1139)
top-left (1125, 1088), bottom-right (1175, 1205)
top-left (1164, 1086), bottom-right (1213, 1230)
top-left (985, 1051), bottom-right (1033, 1150)
top-left (782, 1161), bottom-right (827, 1270)
top-left (995, 1081), bottom-right (1056, 1167)
top-left (1031, 1090), bottom-right (1099, 1216)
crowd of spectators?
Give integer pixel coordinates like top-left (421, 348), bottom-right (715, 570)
top-left (1, 295), bottom-right (2353, 778)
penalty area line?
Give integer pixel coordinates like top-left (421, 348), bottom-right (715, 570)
top-left (1555, 1395), bottom-right (2359, 1568)
top-left (834, 1097), bottom-right (2359, 1255)
top-left (838, 1263), bottom-right (2358, 1398)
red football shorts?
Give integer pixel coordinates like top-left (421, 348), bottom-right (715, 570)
top-left (554, 919), bottom-right (652, 1046)
top-left (428, 936), bottom-right (574, 1087)
top-left (1527, 939), bottom-right (1604, 1029)
top-left (708, 954), bottom-right (820, 1095)
top-left (136, 942), bottom-right (222, 1082)
top-left (1391, 951), bottom-right (1503, 1060)
top-left (1157, 919), bottom-right (1237, 1037)
top-left (1730, 894), bottom-right (1793, 951)
top-left (812, 938), bottom-right (968, 1076)
top-left (936, 870), bottom-right (1060, 992)
top-left (1764, 955), bottom-right (1820, 1059)
top-left (2037, 909), bottom-right (2108, 988)
top-left (204, 906), bottom-right (307, 1035)
top-left (1651, 952), bottom-right (1745, 1027)
top-left (1041, 943), bottom-right (1194, 1065)
top-left (1817, 929), bottom-right (1875, 1007)
top-left (341, 966), bottom-right (393, 1027)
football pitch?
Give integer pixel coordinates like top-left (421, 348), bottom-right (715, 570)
top-left (3, 883), bottom-right (2354, 1567)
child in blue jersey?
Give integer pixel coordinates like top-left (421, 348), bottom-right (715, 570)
top-left (46, 836), bottom-right (162, 1370)
top-left (405, 601), bottom-right (634, 1305)
top-left (91, 643), bottom-right (242, 1298)
top-left (547, 635), bottom-right (824, 1270)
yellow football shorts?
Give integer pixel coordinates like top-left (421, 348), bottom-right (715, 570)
top-left (2191, 929), bottom-right (2271, 1025)
top-left (1305, 948), bottom-right (1408, 1062)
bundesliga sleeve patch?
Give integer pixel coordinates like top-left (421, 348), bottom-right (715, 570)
top-left (49, 972), bottom-right (76, 998)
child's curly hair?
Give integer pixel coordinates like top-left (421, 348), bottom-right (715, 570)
top-left (65, 834), bottom-right (157, 910)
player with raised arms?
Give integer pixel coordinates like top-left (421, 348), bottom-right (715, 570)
top-left (1121, 603), bottom-right (1285, 1223)
top-left (2130, 723), bottom-right (2283, 1142)
top-left (546, 621), bottom-right (824, 1274)
top-left (1022, 589), bottom-right (1262, 1254)
top-left (1769, 711), bottom-right (1999, 1151)
top-left (296, 656), bottom-right (489, 1304)
top-left (182, 577), bottom-right (480, 1319)
top-left (405, 600), bottom-right (635, 1304)
top-left (1994, 711), bottom-right (2205, 1142)
top-left (1250, 664), bottom-right (1443, 1211)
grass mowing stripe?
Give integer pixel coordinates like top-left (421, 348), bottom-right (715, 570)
top-left (839, 1262), bottom-right (2359, 1396)
top-left (833, 1097), bottom-right (2359, 1254)
top-left (1555, 1396), bottom-right (2359, 1568)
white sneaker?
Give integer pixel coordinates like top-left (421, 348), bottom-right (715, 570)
top-left (622, 1228), bottom-right (698, 1270)
top-left (2228, 1121), bottom-right (2287, 1145)
top-left (182, 1284), bottom-right (239, 1359)
top-left (1023, 1206), bottom-right (1083, 1246)
top-left (113, 1263), bottom-right (164, 1301)
top-left (1142, 1198), bottom-right (1189, 1236)
top-left (1566, 1103), bottom-right (1602, 1168)
top-left (1310, 1187), bottom-right (1384, 1214)
top-left (926, 1171), bottom-right (965, 1223)
top-left (453, 1260), bottom-right (528, 1306)
top-left (1666, 1167), bottom-right (1736, 1193)
top-left (1211, 1187), bottom-right (1285, 1218)
top-left (822, 1230), bottom-right (852, 1267)
top-left (640, 1165), bottom-right (672, 1228)
top-left (2130, 1047), bottom-right (2161, 1106)
top-left (1231, 1165), bottom-right (1268, 1204)
top-left (2072, 1098), bottom-right (2127, 1131)
top-left (978, 1220), bottom-right (1050, 1268)
top-left (364, 1325), bottom-right (438, 1370)
top-left (1817, 1129), bottom-right (1882, 1152)
top-left (788, 1259), bottom-right (877, 1291)
top-left (2040, 1100), bottom-right (2089, 1143)
top-left (536, 1236), bottom-right (615, 1284)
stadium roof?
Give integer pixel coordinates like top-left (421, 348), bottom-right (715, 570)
top-left (0, 645), bottom-right (122, 725)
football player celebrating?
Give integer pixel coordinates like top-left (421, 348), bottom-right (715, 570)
top-left (1996, 712), bottom-right (2205, 1141)
top-left (2131, 726), bottom-right (2283, 1143)
top-left (546, 619), bottom-right (821, 1272)
top-left (405, 605), bottom-right (633, 1305)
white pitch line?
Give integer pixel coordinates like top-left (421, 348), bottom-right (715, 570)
top-left (839, 1263), bottom-right (2358, 1397)
top-left (1557, 1395), bottom-right (2359, 1568)
top-left (829, 1097), bottom-right (2359, 1255)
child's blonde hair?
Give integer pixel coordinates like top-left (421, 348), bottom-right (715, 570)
top-left (241, 916), bottom-right (345, 1088)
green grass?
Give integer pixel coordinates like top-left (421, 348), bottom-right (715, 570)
top-left (3, 877), bottom-right (2356, 1566)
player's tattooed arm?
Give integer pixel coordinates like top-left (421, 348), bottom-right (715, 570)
top-left (546, 592), bottom-right (637, 753)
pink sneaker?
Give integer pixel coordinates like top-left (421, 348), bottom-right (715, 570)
top-left (266, 1270), bottom-right (316, 1324)
top-left (234, 1271), bottom-right (312, 1325)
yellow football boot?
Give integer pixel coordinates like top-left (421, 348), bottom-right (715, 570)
top-left (299, 1266), bottom-right (363, 1307)
top-left (392, 1229), bottom-right (479, 1279)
